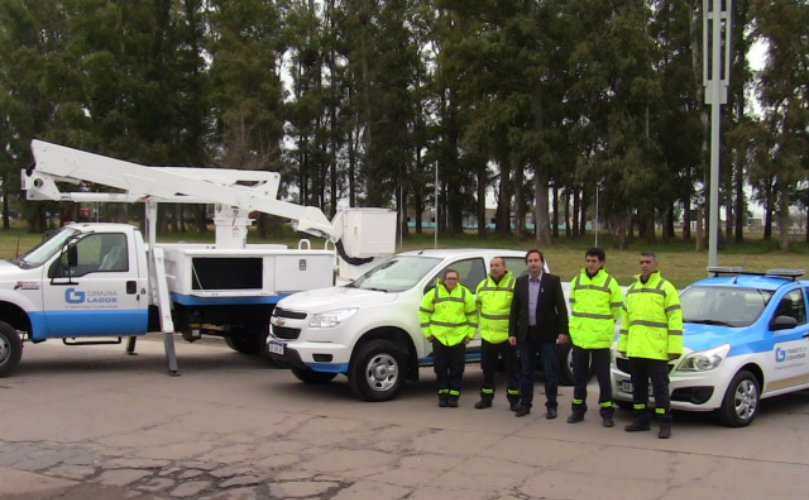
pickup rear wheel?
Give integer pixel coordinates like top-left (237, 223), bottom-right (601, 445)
top-left (718, 370), bottom-right (760, 427)
top-left (290, 365), bottom-right (337, 384)
top-left (348, 340), bottom-right (406, 402)
top-left (0, 321), bottom-right (22, 377)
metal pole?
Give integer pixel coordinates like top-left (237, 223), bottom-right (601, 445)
top-left (594, 186), bottom-right (599, 248)
top-left (703, 0), bottom-right (731, 269)
top-left (434, 162), bottom-right (438, 249)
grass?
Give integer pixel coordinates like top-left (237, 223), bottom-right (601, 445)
top-left (2, 224), bottom-right (807, 289)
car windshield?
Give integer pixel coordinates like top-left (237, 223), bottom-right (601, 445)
top-left (681, 285), bottom-right (773, 327)
top-left (347, 256), bottom-right (441, 292)
top-left (9, 227), bottom-right (80, 269)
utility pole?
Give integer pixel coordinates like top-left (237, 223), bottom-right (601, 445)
top-left (703, 0), bottom-right (731, 268)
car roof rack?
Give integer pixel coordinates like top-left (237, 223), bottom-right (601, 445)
top-left (764, 268), bottom-right (805, 281)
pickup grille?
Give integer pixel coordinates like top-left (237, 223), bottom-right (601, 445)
top-left (273, 307), bottom-right (307, 320)
top-left (272, 325), bottom-right (301, 340)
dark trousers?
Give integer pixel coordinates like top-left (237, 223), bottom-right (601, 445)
top-left (629, 357), bottom-right (671, 416)
top-left (433, 340), bottom-right (466, 395)
top-left (480, 339), bottom-right (520, 403)
top-left (518, 332), bottom-right (558, 409)
top-left (571, 346), bottom-right (613, 416)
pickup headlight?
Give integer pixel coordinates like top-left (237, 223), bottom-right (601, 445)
top-left (676, 343), bottom-right (730, 372)
top-left (308, 308), bottom-right (358, 328)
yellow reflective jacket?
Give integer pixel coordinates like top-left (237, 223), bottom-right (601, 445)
top-left (618, 271), bottom-right (684, 360)
top-left (419, 281), bottom-right (478, 347)
top-left (475, 271), bottom-right (515, 344)
top-left (569, 268), bottom-right (623, 349)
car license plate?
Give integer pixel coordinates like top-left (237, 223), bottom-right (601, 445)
top-left (267, 340), bottom-right (285, 356)
top-left (619, 379), bottom-right (634, 393)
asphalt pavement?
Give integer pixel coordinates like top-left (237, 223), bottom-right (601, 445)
top-left (1, 335), bottom-right (808, 500)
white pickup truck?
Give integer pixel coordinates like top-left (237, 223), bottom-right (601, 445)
top-left (266, 249), bottom-right (578, 401)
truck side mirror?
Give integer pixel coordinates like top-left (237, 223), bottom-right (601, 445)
top-left (67, 245), bottom-right (78, 267)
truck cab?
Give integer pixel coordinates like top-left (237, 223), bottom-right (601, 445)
top-left (267, 249), bottom-right (531, 401)
top-left (0, 224), bottom-right (149, 375)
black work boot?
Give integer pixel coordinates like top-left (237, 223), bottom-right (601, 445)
top-left (474, 398), bottom-right (493, 409)
top-left (567, 403), bottom-right (585, 423)
top-left (601, 407), bottom-right (615, 428)
top-left (658, 417), bottom-right (672, 439)
top-left (624, 411), bottom-right (651, 432)
top-left (447, 395), bottom-right (459, 408)
top-left (438, 394), bottom-right (449, 407)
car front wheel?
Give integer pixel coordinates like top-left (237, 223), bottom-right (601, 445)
top-left (718, 369), bottom-right (760, 427)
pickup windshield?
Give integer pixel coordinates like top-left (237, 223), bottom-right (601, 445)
top-left (9, 227), bottom-right (80, 269)
top-left (681, 285), bottom-right (773, 327)
top-left (348, 256), bottom-right (441, 292)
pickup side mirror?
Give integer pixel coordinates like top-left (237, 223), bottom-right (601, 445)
top-left (770, 315), bottom-right (799, 331)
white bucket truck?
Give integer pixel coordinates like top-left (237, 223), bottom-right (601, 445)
top-left (0, 140), bottom-right (395, 377)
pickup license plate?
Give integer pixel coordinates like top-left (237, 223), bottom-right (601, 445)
top-left (267, 340), bottom-right (285, 356)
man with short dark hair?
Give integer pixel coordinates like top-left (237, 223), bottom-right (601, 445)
top-left (618, 251), bottom-right (683, 439)
top-left (567, 248), bottom-right (623, 427)
top-left (510, 249), bottom-right (569, 418)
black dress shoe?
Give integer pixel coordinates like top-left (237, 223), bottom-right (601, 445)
top-left (474, 399), bottom-right (492, 409)
top-left (566, 413), bottom-right (584, 424)
top-left (510, 402), bottom-right (520, 412)
top-left (514, 406), bottom-right (531, 417)
top-left (546, 407), bottom-right (557, 419)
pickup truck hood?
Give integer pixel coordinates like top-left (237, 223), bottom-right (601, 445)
top-left (277, 286), bottom-right (399, 313)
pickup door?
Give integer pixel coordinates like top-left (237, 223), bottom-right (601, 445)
top-left (38, 231), bottom-right (148, 339)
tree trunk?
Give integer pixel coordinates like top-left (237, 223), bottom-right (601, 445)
top-left (777, 190), bottom-right (790, 251)
top-left (514, 165), bottom-right (525, 237)
top-left (552, 184), bottom-right (559, 239)
top-left (534, 167), bottom-right (552, 246)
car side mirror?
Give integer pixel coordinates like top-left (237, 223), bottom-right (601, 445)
top-left (770, 315), bottom-right (799, 331)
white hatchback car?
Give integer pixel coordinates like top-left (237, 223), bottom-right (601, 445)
top-left (611, 267), bottom-right (809, 427)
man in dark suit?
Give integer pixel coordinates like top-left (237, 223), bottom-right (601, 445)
top-left (509, 249), bottom-right (569, 418)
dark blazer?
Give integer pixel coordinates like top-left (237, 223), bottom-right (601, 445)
top-left (510, 272), bottom-right (569, 342)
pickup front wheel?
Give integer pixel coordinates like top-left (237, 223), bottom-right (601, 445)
top-left (348, 340), bottom-right (406, 402)
top-left (0, 321), bottom-right (22, 377)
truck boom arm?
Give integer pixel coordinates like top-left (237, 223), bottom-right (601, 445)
top-left (24, 140), bottom-right (338, 241)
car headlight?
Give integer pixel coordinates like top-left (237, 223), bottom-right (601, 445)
top-left (308, 308), bottom-right (358, 328)
top-left (676, 343), bottom-right (730, 372)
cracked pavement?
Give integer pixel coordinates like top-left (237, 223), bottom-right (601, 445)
top-left (1, 336), bottom-right (807, 500)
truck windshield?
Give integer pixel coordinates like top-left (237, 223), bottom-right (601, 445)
top-left (681, 286), bottom-right (773, 327)
top-left (10, 227), bottom-right (80, 269)
top-left (348, 256), bottom-right (441, 292)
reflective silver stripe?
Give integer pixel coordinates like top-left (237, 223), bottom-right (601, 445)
top-left (627, 288), bottom-right (665, 296)
top-left (611, 302), bottom-right (623, 308)
top-left (466, 322), bottom-right (479, 327)
top-left (478, 287), bottom-right (514, 293)
top-left (630, 319), bottom-right (668, 329)
top-left (668, 329), bottom-right (683, 335)
top-left (571, 311), bottom-right (614, 320)
top-left (434, 297), bottom-right (465, 304)
top-left (430, 320), bottom-right (467, 328)
top-left (480, 312), bottom-right (510, 320)
top-left (419, 307), bottom-right (433, 313)
top-left (573, 284), bottom-right (611, 293)
top-left (665, 304), bottom-right (681, 312)
top-left (420, 322), bottom-right (430, 327)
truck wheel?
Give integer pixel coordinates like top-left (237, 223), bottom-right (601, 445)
top-left (0, 321), bottom-right (22, 377)
top-left (225, 330), bottom-right (262, 355)
top-left (290, 365), bottom-right (337, 384)
top-left (718, 370), bottom-right (760, 427)
top-left (348, 340), bottom-right (406, 402)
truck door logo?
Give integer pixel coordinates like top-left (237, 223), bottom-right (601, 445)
top-left (65, 288), bottom-right (85, 304)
